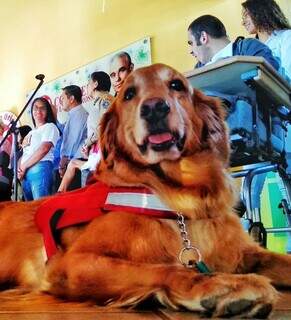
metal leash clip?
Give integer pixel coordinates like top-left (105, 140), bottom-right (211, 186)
top-left (176, 213), bottom-right (212, 274)
top-left (178, 245), bottom-right (201, 268)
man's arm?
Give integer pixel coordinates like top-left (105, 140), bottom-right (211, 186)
top-left (59, 156), bottom-right (69, 178)
top-left (280, 31), bottom-right (291, 82)
top-left (242, 38), bottom-right (279, 71)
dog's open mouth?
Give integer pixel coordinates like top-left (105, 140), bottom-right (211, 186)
top-left (138, 131), bottom-right (185, 153)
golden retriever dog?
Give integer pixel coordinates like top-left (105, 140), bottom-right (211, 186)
top-left (0, 63), bottom-right (291, 318)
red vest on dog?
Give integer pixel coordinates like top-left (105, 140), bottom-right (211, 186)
top-left (35, 182), bottom-right (176, 259)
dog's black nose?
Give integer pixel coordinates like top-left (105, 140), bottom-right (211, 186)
top-left (140, 98), bottom-right (170, 122)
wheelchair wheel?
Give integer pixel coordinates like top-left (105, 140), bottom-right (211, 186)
top-left (249, 222), bottom-right (267, 248)
top-left (234, 199), bottom-right (246, 218)
top-left (279, 199), bottom-right (291, 216)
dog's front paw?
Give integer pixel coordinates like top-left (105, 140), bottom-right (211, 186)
top-left (199, 273), bottom-right (277, 318)
top-left (164, 272), bottom-right (277, 318)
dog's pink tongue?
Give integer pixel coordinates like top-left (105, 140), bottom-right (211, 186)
top-left (148, 133), bottom-right (172, 144)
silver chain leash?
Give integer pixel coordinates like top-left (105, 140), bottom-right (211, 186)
top-left (176, 212), bottom-right (202, 268)
top-left (176, 212), bottom-right (212, 273)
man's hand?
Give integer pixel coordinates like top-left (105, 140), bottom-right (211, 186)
top-left (59, 156), bottom-right (69, 178)
top-left (81, 144), bottom-right (89, 158)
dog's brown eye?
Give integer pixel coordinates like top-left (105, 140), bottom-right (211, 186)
top-left (124, 87), bottom-right (136, 101)
top-left (169, 79), bottom-right (186, 92)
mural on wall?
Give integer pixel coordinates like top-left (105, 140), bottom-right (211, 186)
top-left (26, 37), bottom-right (151, 123)
top-left (0, 111), bottom-right (17, 149)
top-left (0, 111), bottom-right (18, 127)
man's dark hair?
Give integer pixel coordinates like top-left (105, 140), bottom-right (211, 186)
top-left (62, 85), bottom-right (82, 104)
top-left (188, 15), bottom-right (227, 44)
top-left (91, 71), bottom-right (111, 92)
top-left (242, 0), bottom-right (290, 34)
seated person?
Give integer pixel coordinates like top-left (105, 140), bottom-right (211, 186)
top-left (187, 15), bottom-right (279, 69)
top-left (187, 15), bottom-right (280, 221)
top-left (241, 0), bottom-right (291, 174)
top-left (58, 71), bottom-right (114, 193)
top-left (242, 0), bottom-right (291, 82)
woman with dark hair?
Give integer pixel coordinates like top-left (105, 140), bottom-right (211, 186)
top-left (18, 97), bottom-right (59, 200)
top-left (242, 0), bottom-right (291, 81)
top-left (57, 71), bottom-right (113, 192)
top-left (83, 71), bottom-right (113, 151)
top-left (242, 0), bottom-right (291, 252)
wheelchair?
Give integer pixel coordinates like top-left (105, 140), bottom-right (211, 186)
top-left (186, 57), bottom-right (291, 250)
top-left (228, 72), bottom-right (291, 248)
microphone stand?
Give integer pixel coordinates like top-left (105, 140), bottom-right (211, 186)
top-left (0, 74), bottom-right (45, 201)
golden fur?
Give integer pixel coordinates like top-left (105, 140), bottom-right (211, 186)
top-left (0, 64), bottom-right (291, 318)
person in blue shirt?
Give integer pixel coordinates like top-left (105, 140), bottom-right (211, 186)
top-left (187, 15), bottom-right (279, 70)
top-left (59, 85), bottom-right (88, 179)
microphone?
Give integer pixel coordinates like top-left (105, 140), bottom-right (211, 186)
top-left (35, 74), bottom-right (45, 81)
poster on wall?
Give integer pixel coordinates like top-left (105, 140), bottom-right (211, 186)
top-left (26, 37), bottom-right (151, 123)
top-left (0, 111), bottom-right (18, 147)
top-left (0, 111), bottom-right (18, 127)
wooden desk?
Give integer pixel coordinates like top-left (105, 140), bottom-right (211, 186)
top-left (185, 56), bottom-right (291, 110)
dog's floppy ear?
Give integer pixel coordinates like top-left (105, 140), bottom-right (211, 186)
top-left (99, 104), bottom-right (119, 167)
top-left (193, 89), bottom-right (229, 164)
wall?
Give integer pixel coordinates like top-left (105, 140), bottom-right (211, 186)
top-left (0, 0), bottom-right (290, 117)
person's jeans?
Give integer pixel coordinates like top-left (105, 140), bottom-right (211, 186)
top-left (22, 161), bottom-right (53, 201)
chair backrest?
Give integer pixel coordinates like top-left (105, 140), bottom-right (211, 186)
top-left (226, 99), bottom-right (286, 167)
top-left (0, 151), bottom-right (12, 184)
top-left (0, 151), bottom-right (10, 168)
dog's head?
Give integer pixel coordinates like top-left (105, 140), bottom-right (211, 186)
top-left (99, 63), bottom-right (228, 171)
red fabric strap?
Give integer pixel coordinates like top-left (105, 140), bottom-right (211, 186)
top-left (35, 182), bottom-right (175, 259)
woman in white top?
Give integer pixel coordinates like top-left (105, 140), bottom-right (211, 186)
top-left (242, 0), bottom-right (291, 252)
top-left (242, 0), bottom-right (291, 176)
top-left (242, 0), bottom-right (291, 82)
top-left (18, 97), bottom-right (59, 200)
